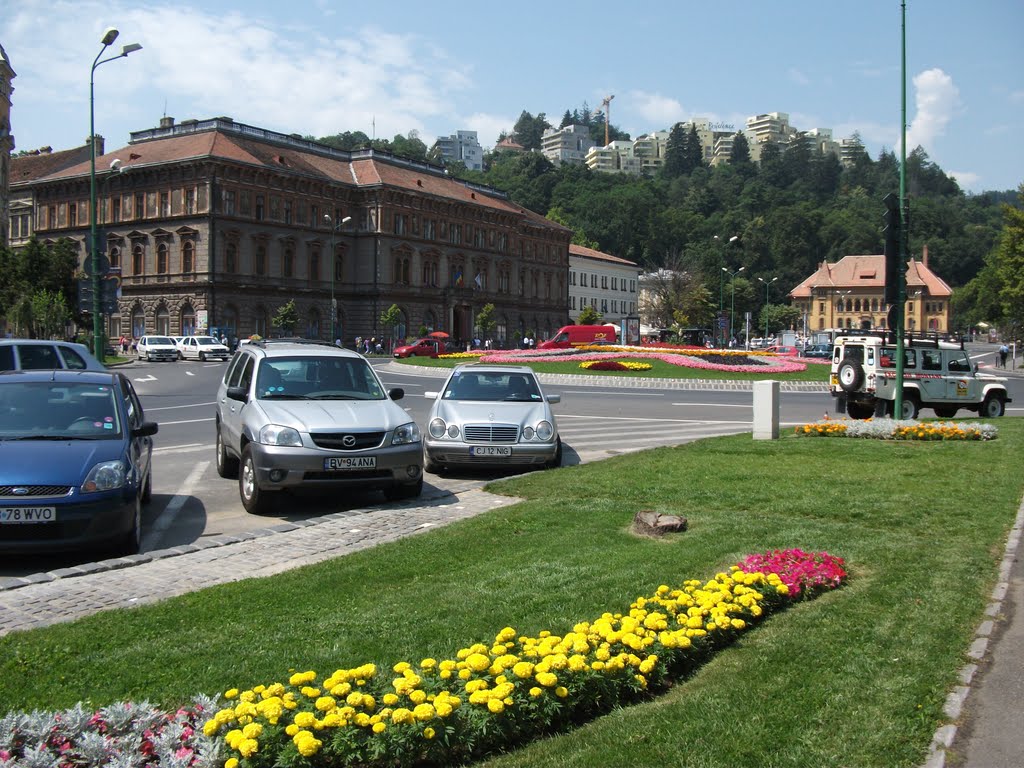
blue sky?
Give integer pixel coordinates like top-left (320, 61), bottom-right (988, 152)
top-left (3, 0), bottom-right (1022, 194)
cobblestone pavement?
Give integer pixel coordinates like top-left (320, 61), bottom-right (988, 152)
top-left (0, 488), bottom-right (518, 637)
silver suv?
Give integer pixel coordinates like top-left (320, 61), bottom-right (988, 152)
top-left (830, 333), bottom-right (1011, 420)
top-left (215, 339), bottom-right (422, 513)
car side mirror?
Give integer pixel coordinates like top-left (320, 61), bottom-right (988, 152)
top-left (133, 421), bottom-right (159, 438)
top-left (546, 394), bottom-right (561, 404)
top-left (226, 385), bottom-right (248, 403)
top-left (423, 391), bottom-right (439, 400)
top-left (389, 388), bottom-right (405, 401)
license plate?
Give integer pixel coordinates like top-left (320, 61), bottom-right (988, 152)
top-left (1, 507), bottom-right (57, 524)
top-left (830, 374), bottom-right (838, 385)
top-left (324, 456), bottom-right (376, 470)
top-left (471, 446), bottom-right (512, 457)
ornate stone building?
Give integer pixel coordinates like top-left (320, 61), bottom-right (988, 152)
top-left (790, 248), bottom-right (953, 335)
top-left (11, 117), bottom-right (571, 346)
top-left (1, 42), bottom-right (15, 249)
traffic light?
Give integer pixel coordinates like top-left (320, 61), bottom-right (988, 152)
top-left (882, 193), bottom-right (901, 307)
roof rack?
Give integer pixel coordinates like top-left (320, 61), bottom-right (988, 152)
top-left (833, 328), bottom-right (964, 349)
top-left (248, 338), bottom-right (339, 349)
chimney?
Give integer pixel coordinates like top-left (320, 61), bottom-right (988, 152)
top-left (86, 135), bottom-right (104, 155)
top-left (159, 116), bottom-right (175, 129)
top-left (922, 243), bottom-right (929, 268)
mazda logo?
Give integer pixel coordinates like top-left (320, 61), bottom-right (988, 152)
top-left (342, 435), bottom-right (356, 448)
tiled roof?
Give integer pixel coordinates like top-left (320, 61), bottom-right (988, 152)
top-left (10, 144), bottom-right (95, 183)
top-left (569, 243), bottom-right (638, 266)
top-left (790, 254), bottom-right (951, 298)
top-left (19, 124), bottom-right (566, 233)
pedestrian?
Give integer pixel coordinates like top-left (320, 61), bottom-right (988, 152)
top-left (119, 335), bottom-right (128, 354)
top-left (999, 343), bottom-right (1009, 368)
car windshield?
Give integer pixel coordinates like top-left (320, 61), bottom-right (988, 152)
top-left (256, 357), bottom-right (386, 400)
top-left (442, 371), bottom-right (542, 402)
top-left (149, 337), bottom-right (174, 345)
top-left (0, 382), bottom-right (122, 439)
top-left (195, 337), bottom-right (220, 346)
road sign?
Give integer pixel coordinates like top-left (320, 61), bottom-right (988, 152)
top-left (77, 277), bottom-right (119, 313)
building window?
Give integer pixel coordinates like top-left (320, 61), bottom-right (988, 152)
top-left (160, 192), bottom-right (170, 217)
top-left (185, 189), bottom-right (196, 215)
top-left (132, 244), bottom-right (144, 275)
top-left (310, 249), bottom-right (320, 282)
top-left (157, 242), bottom-right (168, 274)
top-left (156, 305), bottom-right (170, 335)
top-left (255, 196), bottom-right (265, 221)
top-left (284, 200), bottom-right (293, 225)
top-left (109, 246), bottom-right (120, 269)
top-left (421, 259), bottom-right (438, 287)
top-left (255, 244), bottom-right (267, 275)
top-left (182, 241), bottom-right (195, 274)
top-left (283, 247), bottom-right (294, 278)
top-left (111, 197), bottom-right (121, 223)
top-left (394, 256), bottom-right (410, 285)
top-left (226, 242), bottom-right (237, 273)
top-left (134, 193), bottom-right (145, 220)
top-left (180, 305), bottom-right (195, 335)
top-left (68, 203), bottom-right (77, 227)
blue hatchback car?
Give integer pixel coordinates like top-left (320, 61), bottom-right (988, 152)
top-left (0, 370), bottom-right (158, 555)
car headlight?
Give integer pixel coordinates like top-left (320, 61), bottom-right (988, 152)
top-left (258, 424), bottom-right (303, 446)
top-left (535, 420), bottom-right (554, 441)
top-left (81, 460), bottom-right (127, 493)
top-left (392, 421), bottom-right (422, 445)
top-left (428, 418), bottom-right (448, 439)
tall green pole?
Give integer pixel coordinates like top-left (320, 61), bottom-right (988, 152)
top-left (894, 1), bottom-right (908, 418)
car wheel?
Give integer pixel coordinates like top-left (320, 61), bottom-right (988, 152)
top-left (423, 452), bottom-right (442, 474)
top-left (546, 437), bottom-right (563, 468)
top-left (140, 468), bottom-right (152, 504)
top-left (147, 352), bottom-right (154, 362)
top-left (199, 351), bottom-right (206, 361)
top-left (216, 425), bottom-right (239, 478)
top-left (837, 359), bottom-right (864, 392)
top-left (846, 401), bottom-right (875, 420)
top-left (981, 393), bottom-right (1006, 418)
top-left (239, 445), bottom-right (273, 514)
top-left (384, 477), bottom-right (423, 501)
top-left (898, 393), bottom-right (920, 420)
top-left (934, 407), bottom-right (958, 419)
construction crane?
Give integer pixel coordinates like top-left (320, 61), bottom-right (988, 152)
top-left (600, 94), bottom-right (614, 145)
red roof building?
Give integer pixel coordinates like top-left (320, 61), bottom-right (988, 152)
top-left (789, 247), bottom-right (953, 334)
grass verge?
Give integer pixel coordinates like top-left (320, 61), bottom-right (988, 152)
top-left (1, 421), bottom-right (1021, 767)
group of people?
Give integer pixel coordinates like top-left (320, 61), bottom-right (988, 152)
top-left (354, 336), bottom-right (383, 355)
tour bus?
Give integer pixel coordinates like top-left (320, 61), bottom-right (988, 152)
top-left (537, 324), bottom-right (619, 350)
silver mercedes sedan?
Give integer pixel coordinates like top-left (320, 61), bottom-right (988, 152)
top-left (422, 364), bottom-right (562, 473)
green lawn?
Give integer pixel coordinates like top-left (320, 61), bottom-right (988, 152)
top-left (398, 354), bottom-right (832, 382)
top-left (1, 420), bottom-right (1020, 767)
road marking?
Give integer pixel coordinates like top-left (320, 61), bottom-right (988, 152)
top-left (670, 401), bottom-right (750, 408)
top-left (142, 461), bottom-right (208, 551)
top-left (560, 389), bottom-right (664, 396)
top-left (186, 371), bottom-right (195, 376)
top-left (147, 401), bottom-right (217, 411)
top-left (156, 417), bottom-right (215, 426)
top-left (134, 374), bottom-right (157, 382)
top-left (154, 443), bottom-right (210, 454)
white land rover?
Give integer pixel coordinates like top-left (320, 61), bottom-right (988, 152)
top-left (829, 333), bottom-right (1011, 420)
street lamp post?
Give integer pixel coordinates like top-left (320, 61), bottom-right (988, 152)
top-left (324, 214), bottom-right (352, 342)
top-left (758, 276), bottom-right (778, 343)
top-left (90, 28), bottom-right (141, 361)
top-left (714, 235), bottom-right (738, 347)
top-left (722, 266), bottom-right (744, 346)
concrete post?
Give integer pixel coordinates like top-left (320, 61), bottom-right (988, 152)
top-left (753, 379), bottom-right (780, 440)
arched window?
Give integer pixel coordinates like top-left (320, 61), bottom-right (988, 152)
top-left (182, 241), bottom-right (195, 274)
top-left (131, 306), bottom-right (145, 338)
top-left (109, 246), bottom-right (120, 269)
top-left (180, 304), bottom-right (195, 336)
top-left (871, 298), bottom-right (879, 312)
top-left (156, 305), bottom-right (170, 335)
top-left (157, 243), bottom-right (169, 274)
top-left (132, 244), bottom-right (144, 275)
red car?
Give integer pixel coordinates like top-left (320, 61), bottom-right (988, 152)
top-left (393, 338), bottom-right (442, 359)
top-left (764, 345), bottom-right (801, 357)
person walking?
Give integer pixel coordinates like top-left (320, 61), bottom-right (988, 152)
top-left (999, 343), bottom-right (1009, 368)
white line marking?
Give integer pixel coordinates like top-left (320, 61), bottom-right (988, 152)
top-left (147, 401), bottom-right (217, 411)
top-left (156, 417), bottom-right (215, 426)
top-left (134, 375), bottom-right (157, 382)
top-left (142, 461), bottom-right (208, 550)
top-left (153, 443), bottom-right (207, 453)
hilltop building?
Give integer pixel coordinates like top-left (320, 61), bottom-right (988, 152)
top-left (432, 130), bottom-right (483, 172)
top-left (10, 116), bottom-right (571, 346)
top-left (540, 124), bottom-right (595, 166)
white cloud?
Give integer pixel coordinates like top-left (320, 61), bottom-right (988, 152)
top-left (628, 90), bottom-right (687, 129)
top-left (949, 170), bottom-right (980, 190)
top-left (904, 68), bottom-right (960, 153)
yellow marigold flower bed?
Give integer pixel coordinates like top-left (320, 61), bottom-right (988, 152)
top-left (795, 417), bottom-right (998, 441)
top-left (204, 558), bottom-right (843, 767)
top-left (579, 360), bottom-right (653, 371)
top-left (437, 351), bottom-right (486, 359)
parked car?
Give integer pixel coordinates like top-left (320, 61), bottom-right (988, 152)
top-left (0, 370), bottom-right (158, 555)
top-left (179, 335), bottom-right (231, 361)
top-left (423, 364), bottom-right (562, 473)
top-left (802, 343), bottom-right (832, 359)
top-left (763, 345), bottom-right (801, 357)
top-left (215, 339), bottom-right (423, 513)
top-left (136, 335), bottom-right (179, 362)
top-left (0, 339), bottom-right (106, 372)
top-left (393, 338), bottom-right (442, 359)
top-left (537, 325), bottom-right (618, 350)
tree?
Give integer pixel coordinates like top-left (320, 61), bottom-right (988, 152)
top-left (379, 303), bottom-right (402, 350)
top-left (683, 123), bottom-right (704, 174)
top-left (991, 185), bottom-right (1024, 333)
top-left (577, 304), bottom-right (602, 324)
top-left (475, 302), bottom-right (497, 340)
top-left (512, 111), bottom-right (551, 151)
top-left (0, 238), bottom-right (79, 337)
top-left (661, 122), bottom-right (689, 180)
top-left (272, 299), bottom-right (299, 335)
top-left (730, 132), bottom-right (751, 165)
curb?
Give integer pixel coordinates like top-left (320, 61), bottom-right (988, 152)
top-left (921, 493), bottom-right (1024, 768)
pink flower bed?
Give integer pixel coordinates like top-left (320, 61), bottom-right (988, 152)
top-left (479, 347), bottom-right (807, 373)
top-left (737, 549), bottom-right (848, 598)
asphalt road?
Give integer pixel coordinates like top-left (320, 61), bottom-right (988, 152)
top-left (3, 349), bottom-right (1020, 578)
